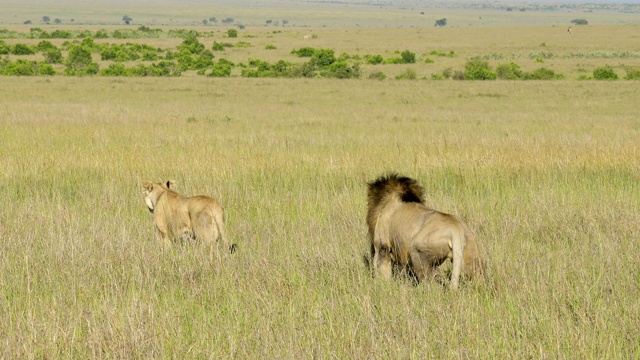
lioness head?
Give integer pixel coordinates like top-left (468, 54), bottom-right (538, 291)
top-left (142, 180), bottom-right (175, 213)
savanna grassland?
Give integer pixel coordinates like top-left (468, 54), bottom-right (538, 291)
top-left (1, 2), bottom-right (640, 358)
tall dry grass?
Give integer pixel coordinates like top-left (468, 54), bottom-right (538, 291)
top-left (1, 26), bottom-right (640, 359)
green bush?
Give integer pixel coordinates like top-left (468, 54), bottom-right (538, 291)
top-left (0, 60), bottom-right (55, 76)
top-left (11, 43), bottom-right (35, 55)
top-left (496, 62), bottom-right (524, 79)
top-left (178, 32), bottom-right (205, 54)
top-left (242, 58), bottom-right (292, 77)
top-left (0, 40), bottom-right (10, 55)
top-left (325, 61), bottom-right (360, 79)
top-left (94, 29), bottom-right (109, 39)
top-left (291, 47), bottom-right (316, 57)
top-left (624, 66), bottom-right (640, 80)
top-left (100, 63), bottom-right (129, 76)
top-left (227, 29), bottom-right (238, 38)
top-left (36, 40), bottom-right (57, 51)
top-left (1, 59), bottom-right (36, 75)
top-left (401, 50), bottom-right (416, 64)
top-left (431, 73), bottom-right (445, 80)
top-left (43, 48), bottom-right (63, 64)
top-left (366, 55), bottom-right (383, 65)
top-left (208, 59), bottom-right (234, 77)
top-left (593, 65), bottom-right (618, 80)
top-left (523, 67), bottom-right (564, 80)
top-left (464, 59), bottom-right (496, 80)
top-left (311, 49), bottom-right (336, 67)
top-left (65, 45), bottom-right (99, 75)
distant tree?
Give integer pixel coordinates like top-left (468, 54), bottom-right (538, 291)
top-left (209, 17), bottom-right (217, 23)
top-left (420, 11), bottom-right (425, 15)
top-left (54, 18), bottom-right (62, 24)
top-left (42, 16), bottom-right (50, 24)
top-left (122, 15), bottom-right (133, 25)
top-left (282, 19), bottom-right (289, 26)
top-left (266, 19), bottom-right (272, 25)
top-left (570, 18), bottom-right (588, 25)
top-left (24, 20), bottom-right (32, 24)
top-left (434, 18), bottom-right (447, 27)
top-left (202, 19), bottom-right (208, 25)
top-left (70, 18), bottom-right (74, 22)
top-left (221, 18), bottom-right (234, 24)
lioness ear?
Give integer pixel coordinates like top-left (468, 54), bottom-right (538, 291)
top-left (166, 180), bottom-right (176, 189)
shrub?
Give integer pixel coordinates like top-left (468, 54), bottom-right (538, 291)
top-left (178, 32), bottom-right (205, 54)
top-left (212, 42), bottom-right (225, 51)
top-left (291, 47), bottom-right (316, 57)
top-left (227, 29), bottom-right (238, 38)
top-left (369, 71), bottom-right (386, 80)
top-left (11, 43), bottom-right (35, 55)
top-left (325, 61), bottom-right (360, 79)
top-left (0, 40), bottom-right (10, 55)
top-left (366, 55), bottom-right (383, 65)
top-left (464, 59), bottom-right (496, 80)
top-left (431, 73), bottom-right (445, 80)
top-left (400, 50), bottom-right (416, 64)
top-left (43, 48), bottom-right (63, 64)
top-left (94, 29), bottom-right (108, 39)
top-left (593, 65), bottom-right (618, 80)
top-left (36, 40), bottom-right (57, 51)
top-left (395, 68), bottom-right (417, 80)
top-left (452, 70), bottom-right (465, 80)
top-left (65, 45), bottom-right (99, 75)
top-left (424, 58), bottom-right (434, 64)
top-left (496, 62), bottom-right (524, 79)
top-left (265, 44), bottom-right (276, 50)
top-left (624, 66), bottom-right (640, 80)
top-left (311, 49), bottom-right (336, 67)
top-left (1, 59), bottom-right (36, 75)
top-left (208, 59), bottom-right (234, 77)
top-left (571, 19), bottom-right (588, 25)
top-left (524, 67), bottom-right (563, 80)
top-left (100, 63), bottom-right (129, 76)
top-left (442, 67), bottom-right (453, 79)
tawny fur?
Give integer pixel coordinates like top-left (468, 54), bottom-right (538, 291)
top-left (367, 173), bottom-right (483, 289)
top-left (142, 180), bottom-right (233, 254)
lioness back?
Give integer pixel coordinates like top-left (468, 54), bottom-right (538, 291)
top-left (142, 180), bottom-right (233, 253)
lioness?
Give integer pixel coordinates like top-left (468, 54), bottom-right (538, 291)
top-left (367, 173), bottom-right (483, 289)
top-left (142, 180), bottom-right (234, 253)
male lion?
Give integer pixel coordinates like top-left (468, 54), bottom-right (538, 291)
top-left (367, 173), bottom-right (483, 289)
top-left (142, 180), bottom-right (235, 253)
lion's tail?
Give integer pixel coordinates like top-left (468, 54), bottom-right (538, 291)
top-left (449, 227), bottom-right (467, 290)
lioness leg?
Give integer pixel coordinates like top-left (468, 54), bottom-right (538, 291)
top-left (155, 226), bottom-right (172, 248)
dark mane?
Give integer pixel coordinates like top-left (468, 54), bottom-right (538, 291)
top-left (367, 173), bottom-right (425, 207)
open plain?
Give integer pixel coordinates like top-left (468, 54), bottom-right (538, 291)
top-left (1, 1), bottom-right (640, 358)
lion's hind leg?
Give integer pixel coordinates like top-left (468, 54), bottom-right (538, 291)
top-left (409, 251), bottom-right (439, 285)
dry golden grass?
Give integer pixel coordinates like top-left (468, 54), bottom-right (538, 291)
top-left (1, 24), bottom-right (640, 358)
